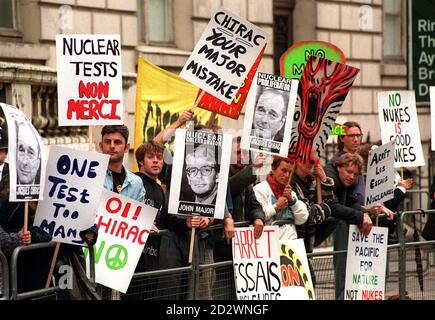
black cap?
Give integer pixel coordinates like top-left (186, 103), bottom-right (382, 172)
top-left (0, 128), bottom-right (8, 149)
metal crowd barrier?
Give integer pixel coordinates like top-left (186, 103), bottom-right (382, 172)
top-left (0, 249), bottom-right (9, 300)
top-left (4, 211), bottom-right (435, 300)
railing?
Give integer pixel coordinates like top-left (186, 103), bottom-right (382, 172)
top-left (3, 210), bottom-right (435, 300)
top-left (0, 249), bottom-right (9, 300)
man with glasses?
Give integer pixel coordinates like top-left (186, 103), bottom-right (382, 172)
top-left (328, 121), bottom-right (365, 204)
top-left (183, 143), bottom-right (219, 205)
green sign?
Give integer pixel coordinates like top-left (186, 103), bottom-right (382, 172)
top-left (279, 41), bottom-right (346, 79)
top-left (409, 0), bottom-right (435, 104)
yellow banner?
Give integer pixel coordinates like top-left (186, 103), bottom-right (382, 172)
top-left (134, 57), bottom-right (217, 170)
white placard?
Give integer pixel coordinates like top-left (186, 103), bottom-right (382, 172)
top-left (33, 146), bottom-right (109, 245)
top-left (56, 34), bottom-right (123, 126)
top-left (0, 103), bottom-right (46, 201)
top-left (344, 225), bottom-right (388, 300)
top-left (91, 189), bottom-right (157, 293)
top-left (364, 141), bottom-right (396, 207)
top-left (233, 226), bottom-right (282, 300)
top-left (241, 72), bottom-right (298, 156)
top-left (279, 239), bottom-right (315, 300)
top-left (179, 7), bottom-right (269, 104)
top-left (168, 129), bottom-right (232, 220)
top-left (377, 90), bottom-right (425, 168)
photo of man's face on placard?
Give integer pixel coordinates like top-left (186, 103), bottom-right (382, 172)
top-left (250, 86), bottom-right (289, 143)
top-left (180, 143), bottom-right (220, 205)
top-left (16, 120), bottom-right (41, 185)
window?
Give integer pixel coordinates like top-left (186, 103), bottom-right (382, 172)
top-left (0, 0), bottom-right (14, 29)
top-left (273, 0), bottom-right (295, 75)
top-left (383, 0), bottom-right (403, 57)
top-left (0, 0), bottom-right (21, 39)
top-left (138, 0), bottom-right (173, 44)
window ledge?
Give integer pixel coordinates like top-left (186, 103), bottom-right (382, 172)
top-left (381, 61), bottom-right (407, 77)
top-left (136, 44), bottom-right (191, 57)
top-left (0, 27), bottom-right (22, 39)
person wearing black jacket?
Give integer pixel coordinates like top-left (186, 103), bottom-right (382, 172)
top-left (132, 141), bottom-right (189, 299)
top-left (325, 152), bottom-right (393, 299)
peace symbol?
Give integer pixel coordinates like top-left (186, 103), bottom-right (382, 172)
top-left (105, 244), bottom-right (128, 270)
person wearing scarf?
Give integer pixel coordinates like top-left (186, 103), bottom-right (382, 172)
top-left (253, 156), bottom-right (308, 240)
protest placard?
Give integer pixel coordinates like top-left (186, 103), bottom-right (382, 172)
top-left (344, 225), bottom-right (388, 300)
top-left (0, 103), bottom-right (46, 201)
top-left (168, 129), bottom-right (232, 220)
top-left (377, 91), bottom-right (425, 167)
top-left (233, 226), bottom-right (282, 300)
top-left (180, 7), bottom-right (269, 104)
top-left (288, 56), bottom-right (359, 164)
top-left (241, 72), bottom-right (298, 156)
top-left (364, 141), bottom-right (396, 207)
top-left (90, 189), bottom-right (157, 293)
top-left (195, 46), bottom-right (265, 119)
top-left (280, 40), bottom-right (346, 79)
top-left (279, 239), bottom-right (315, 300)
top-left (33, 146), bottom-right (109, 245)
top-left (56, 34), bottom-right (123, 126)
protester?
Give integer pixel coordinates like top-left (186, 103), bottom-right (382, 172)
top-left (99, 125), bottom-right (144, 202)
top-left (99, 125), bottom-right (144, 299)
top-left (251, 87), bottom-right (288, 142)
top-left (291, 161), bottom-right (335, 251)
top-left (325, 152), bottom-right (394, 299)
top-left (0, 127), bottom-right (9, 198)
top-left (254, 156), bottom-right (308, 240)
top-left (213, 137), bottom-right (266, 299)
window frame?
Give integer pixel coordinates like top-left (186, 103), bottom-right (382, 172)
top-left (383, 0), bottom-right (406, 62)
top-left (0, 0), bottom-right (22, 39)
top-left (138, 0), bottom-right (175, 47)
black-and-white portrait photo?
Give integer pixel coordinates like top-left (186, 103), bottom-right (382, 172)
top-left (250, 86), bottom-right (289, 143)
top-left (16, 120), bottom-right (41, 185)
top-left (180, 143), bottom-right (220, 206)
top-left (168, 129), bottom-right (232, 220)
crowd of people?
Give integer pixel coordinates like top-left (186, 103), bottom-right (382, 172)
top-left (1, 108), bottom-right (433, 301)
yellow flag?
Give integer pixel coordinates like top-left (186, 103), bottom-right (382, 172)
top-left (134, 57), bottom-right (217, 169)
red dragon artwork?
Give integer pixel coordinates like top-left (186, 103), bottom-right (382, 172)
top-left (288, 56), bottom-right (359, 164)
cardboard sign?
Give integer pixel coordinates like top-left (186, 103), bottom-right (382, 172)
top-left (33, 146), bottom-right (109, 245)
top-left (233, 226), bottom-right (282, 300)
top-left (364, 141), bottom-right (396, 207)
top-left (0, 103), bottom-right (46, 201)
top-left (241, 72), bottom-right (298, 156)
top-left (180, 7), bottom-right (269, 104)
top-left (279, 239), bottom-right (315, 300)
top-left (280, 40), bottom-right (346, 79)
top-left (344, 225), bottom-right (388, 300)
top-left (288, 56), bottom-right (359, 164)
top-left (90, 189), bottom-right (157, 293)
top-left (195, 46), bottom-right (265, 119)
top-left (56, 34), bottom-right (123, 126)
top-left (168, 129), bottom-right (232, 220)
top-left (377, 91), bottom-right (425, 168)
